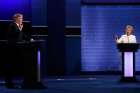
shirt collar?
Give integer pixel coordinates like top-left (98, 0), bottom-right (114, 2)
top-left (15, 22), bottom-right (20, 27)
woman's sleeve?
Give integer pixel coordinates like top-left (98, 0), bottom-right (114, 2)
top-left (117, 36), bottom-right (123, 43)
top-left (133, 36), bottom-right (137, 43)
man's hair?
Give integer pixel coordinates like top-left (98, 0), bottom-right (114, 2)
top-left (13, 13), bottom-right (23, 21)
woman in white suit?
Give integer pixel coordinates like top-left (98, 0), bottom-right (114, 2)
top-left (116, 25), bottom-right (137, 43)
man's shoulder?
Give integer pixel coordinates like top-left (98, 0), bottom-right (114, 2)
top-left (9, 22), bottom-right (16, 26)
top-left (9, 22), bottom-right (19, 30)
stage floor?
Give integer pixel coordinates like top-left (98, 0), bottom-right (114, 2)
top-left (0, 75), bottom-right (140, 93)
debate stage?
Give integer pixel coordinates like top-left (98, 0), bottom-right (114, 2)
top-left (0, 75), bottom-right (140, 93)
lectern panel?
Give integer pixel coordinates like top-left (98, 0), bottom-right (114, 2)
top-left (124, 52), bottom-right (133, 77)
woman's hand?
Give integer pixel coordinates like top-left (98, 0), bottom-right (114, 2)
top-left (115, 35), bottom-right (119, 43)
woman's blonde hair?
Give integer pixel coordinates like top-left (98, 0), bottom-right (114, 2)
top-left (125, 25), bottom-right (134, 31)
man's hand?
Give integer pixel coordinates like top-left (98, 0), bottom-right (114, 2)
top-left (19, 24), bottom-right (23, 31)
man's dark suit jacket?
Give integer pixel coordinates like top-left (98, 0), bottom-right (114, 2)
top-left (7, 22), bottom-right (27, 44)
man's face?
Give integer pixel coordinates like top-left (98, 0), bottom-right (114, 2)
top-left (16, 16), bottom-right (23, 24)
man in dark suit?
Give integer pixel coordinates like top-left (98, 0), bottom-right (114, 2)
top-left (7, 14), bottom-right (24, 43)
top-left (5, 13), bottom-right (25, 88)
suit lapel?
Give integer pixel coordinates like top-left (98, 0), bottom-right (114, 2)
top-left (14, 23), bottom-right (20, 32)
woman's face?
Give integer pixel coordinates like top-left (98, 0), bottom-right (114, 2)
top-left (126, 28), bottom-right (133, 35)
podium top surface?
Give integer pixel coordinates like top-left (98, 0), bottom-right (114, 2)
top-left (117, 43), bottom-right (139, 45)
top-left (0, 40), bottom-right (45, 43)
top-left (117, 43), bottom-right (139, 52)
top-left (0, 40), bottom-right (45, 48)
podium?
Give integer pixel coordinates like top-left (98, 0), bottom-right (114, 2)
top-left (17, 40), bottom-right (46, 89)
top-left (0, 40), bottom-right (46, 89)
top-left (117, 43), bottom-right (139, 82)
